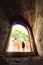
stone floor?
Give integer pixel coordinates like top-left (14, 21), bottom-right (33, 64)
top-left (0, 56), bottom-right (43, 65)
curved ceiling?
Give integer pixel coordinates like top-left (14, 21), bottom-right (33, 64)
top-left (0, 0), bottom-right (36, 28)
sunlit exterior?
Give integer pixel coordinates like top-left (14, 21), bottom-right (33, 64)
top-left (6, 24), bottom-right (31, 52)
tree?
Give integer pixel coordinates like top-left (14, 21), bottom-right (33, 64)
top-left (9, 26), bottom-right (30, 43)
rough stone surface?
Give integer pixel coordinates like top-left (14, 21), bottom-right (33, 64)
top-left (0, 0), bottom-right (35, 53)
top-left (33, 0), bottom-right (43, 56)
top-left (0, 56), bottom-right (43, 65)
top-left (0, 0), bottom-right (43, 57)
top-left (0, 0), bottom-right (35, 28)
top-left (0, 9), bottom-right (10, 53)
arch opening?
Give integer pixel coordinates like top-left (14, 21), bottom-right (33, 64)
top-left (6, 24), bottom-right (32, 52)
top-left (4, 15), bottom-right (37, 56)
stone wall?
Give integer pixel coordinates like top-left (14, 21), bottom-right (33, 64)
top-left (33, 0), bottom-right (43, 56)
top-left (0, 9), bottom-right (10, 53)
top-left (0, 0), bottom-right (43, 57)
top-left (0, 0), bottom-right (35, 54)
top-left (0, 0), bottom-right (35, 28)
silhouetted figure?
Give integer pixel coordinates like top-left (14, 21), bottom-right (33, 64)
top-left (22, 42), bottom-right (25, 49)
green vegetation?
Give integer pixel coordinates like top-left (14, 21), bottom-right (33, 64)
top-left (10, 26), bottom-right (30, 43)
